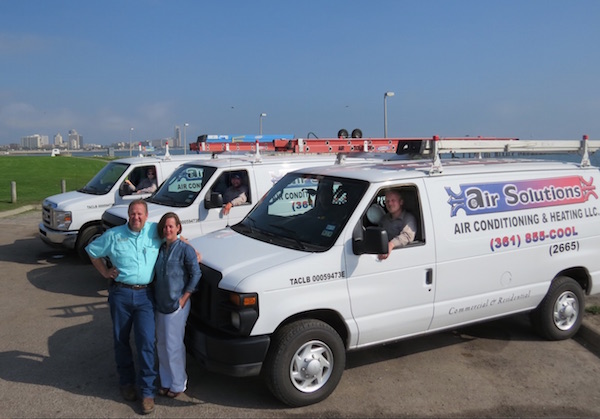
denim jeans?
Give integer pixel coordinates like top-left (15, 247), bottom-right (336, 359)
top-left (108, 285), bottom-right (157, 398)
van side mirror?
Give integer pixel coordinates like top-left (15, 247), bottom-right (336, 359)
top-left (204, 192), bottom-right (224, 209)
top-left (353, 226), bottom-right (389, 255)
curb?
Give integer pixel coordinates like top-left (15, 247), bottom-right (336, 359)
top-left (0, 204), bottom-right (41, 218)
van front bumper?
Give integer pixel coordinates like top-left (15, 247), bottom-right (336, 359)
top-left (185, 324), bottom-right (270, 377)
top-left (38, 223), bottom-right (78, 249)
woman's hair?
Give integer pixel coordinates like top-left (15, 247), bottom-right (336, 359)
top-left (157, 212), bottom-right (182, 239)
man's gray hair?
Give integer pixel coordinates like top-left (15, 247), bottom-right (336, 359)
top-left (128, 199), bottom-right (148, 214)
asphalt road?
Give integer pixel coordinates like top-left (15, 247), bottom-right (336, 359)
top-left (2, 210), bottom-right (600, 418)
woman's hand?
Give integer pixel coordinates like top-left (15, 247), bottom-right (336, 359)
top-left (179, 292), bottom-right (192, 308)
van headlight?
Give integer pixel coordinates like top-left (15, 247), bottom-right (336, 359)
top-left (53, 210), bottom-right (72, 230)
top-left (226, 292), bottom-right (259, 336)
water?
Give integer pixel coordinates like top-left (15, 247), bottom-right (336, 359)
top-left (6, 147), bottom-right (600, 167)
top-left (3, 148), bottom-right (190, 158)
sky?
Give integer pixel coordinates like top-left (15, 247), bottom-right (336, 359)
top-left (1, 0), bottom-right (600, 146)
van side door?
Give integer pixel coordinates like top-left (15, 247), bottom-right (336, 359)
top-left (115, 164), bottom-right (159, 204)
top-left (199, 169), bottom-right (256, 233)
top-left (344, 181), bottom-right (436, 346)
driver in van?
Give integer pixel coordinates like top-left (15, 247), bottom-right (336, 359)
top-left (222, 173), bottom-right (248, 215)
top-left (125, 168), bottom-right (158, 195)
top-left (378, 189), bottom-right (417, 260)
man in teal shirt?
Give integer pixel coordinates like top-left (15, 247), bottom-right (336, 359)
top-left (87, 199), bottom-right (160, 415)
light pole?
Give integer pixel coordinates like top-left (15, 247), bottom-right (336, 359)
top-left (129, 127), bottom-right (134, 157)
top-left (183, 123), bottom-right (189, 155)
top-left (384, 91), bottom-right (395, 138)
top-left (259, 113), bottom-right (267, 135)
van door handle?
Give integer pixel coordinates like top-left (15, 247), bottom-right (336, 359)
top-left (425, 268), bottom-right (433, 285)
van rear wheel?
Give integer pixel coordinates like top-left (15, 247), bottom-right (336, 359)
top-left (530, 276), bottom-right (584, 340)
top-left (263, 319), bottom-right (345, 407)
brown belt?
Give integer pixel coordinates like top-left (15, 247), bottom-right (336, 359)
top-left (112, 281), bottom-right (151, 290)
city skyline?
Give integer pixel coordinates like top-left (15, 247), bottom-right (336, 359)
top-left (2, 0), bottom-right (600, 146)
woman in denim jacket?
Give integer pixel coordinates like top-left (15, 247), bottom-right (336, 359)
top-left (154, 212), bottom-right (201, 398)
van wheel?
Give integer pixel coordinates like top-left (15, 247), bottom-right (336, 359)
top-left (263, 319), bottom-right (345, 407)
top-left (530, 276), bottom-right (584, 340)
top-left (76, 225), bottom-right (103, 262)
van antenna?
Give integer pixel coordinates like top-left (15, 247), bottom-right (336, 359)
top-left (335, 153), bottom-right (347, 165)
top-left (429, 135), bottom-right (443, 174)
top-left (254, 137), bottom-right (262, 163)
top-left (164, 141), bottom-right (171, 160)
top-left (581, 134), bottom-right (590, 167)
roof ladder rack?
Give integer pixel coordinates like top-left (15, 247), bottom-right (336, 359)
top-left (429, 136), bottom-right (443, 175)
top-left (428, 134), bottom-right (600, 173)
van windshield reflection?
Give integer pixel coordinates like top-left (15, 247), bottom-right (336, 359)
top-left (148, 164), bottom-right (217, 207)
top-left (79, 162), bottom-right (129, 195)
top-left (232, 173), bottom-right (368, 252)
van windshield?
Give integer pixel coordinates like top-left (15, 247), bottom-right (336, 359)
top-left (78, 162), bottom-right (129, 195)
top-left (232, 172), bottom-right (368, 251)
top-left (148, 164), bottom-right (217, 207)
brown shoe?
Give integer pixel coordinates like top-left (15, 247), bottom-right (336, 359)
top-left (141, 397), bottom-right (155, 415)
top-left (166, 390), bottom-right (182, 398)
top-left (119, 384), bottom-right (137, 401)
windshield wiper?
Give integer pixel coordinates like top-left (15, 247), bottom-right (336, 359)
top-left (268, 224), bottom-right (306, 250)
top-left (78, 185), bottom-right (105, 195)
top-left (148, 195), bottom-right (185, 207)
top-left (245, 216), bottom-right (258, 233)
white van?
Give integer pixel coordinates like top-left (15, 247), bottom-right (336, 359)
top-left (39, 154), bottom-right (200, 259)
top-left (100, 154), bottom-right (369, 238)
top-left (186, 139), bottom-right (600, 406)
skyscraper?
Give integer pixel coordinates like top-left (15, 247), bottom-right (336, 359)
top-left (174, 126), bottom-right (181, 148)
top-left (21, 134), bottom-right (44, 149)
top-left (68, 129), bottom-right (83, 149)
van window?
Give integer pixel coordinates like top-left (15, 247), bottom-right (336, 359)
top-left (233, 173), bottom-right (368, 251)
top-left (148, 164), bottom-right (217, 207)
top-left (80, 162), bottom-right (128, 195)
top-left (364, 185), bottom-right (424, 245)
top-left (213, 170), bottom-right (251, 205)
top-left (119, 165), bottom-right (158, 196)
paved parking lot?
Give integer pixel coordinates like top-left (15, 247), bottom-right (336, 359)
top-left (2, 209), bottom-right (600, 418)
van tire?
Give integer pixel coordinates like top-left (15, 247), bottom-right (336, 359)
top-left (76, 225), bottom-right (103, 262)
top-left (263, 319), bottom-right (345, 407)
top-left (530, 276), bottom-right (584, 341)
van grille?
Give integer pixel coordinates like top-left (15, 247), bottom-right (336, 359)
top-left (42, 204), bottom-right (52, 228)
top-left (189, 264), bottom-right (230, 331)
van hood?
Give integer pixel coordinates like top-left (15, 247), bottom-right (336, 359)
top-left (104, 202), bottom-right (178, 224)
top-left (44, 191), bottom-right (113, 211)
top-left (103, 204), bottom-right (129, 222)
top-left (189, 228), bottom-right (307, 290)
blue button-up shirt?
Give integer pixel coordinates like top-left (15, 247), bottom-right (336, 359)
top-left (86, 222), bottom-right (161, 285)
top-left (154, 239), bottom-right (202, 314)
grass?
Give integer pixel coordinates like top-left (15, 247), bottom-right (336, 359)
top-left (586, 305), bottom-right (600, 315)
top-left (0, 156), bottom-right (110, 212)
